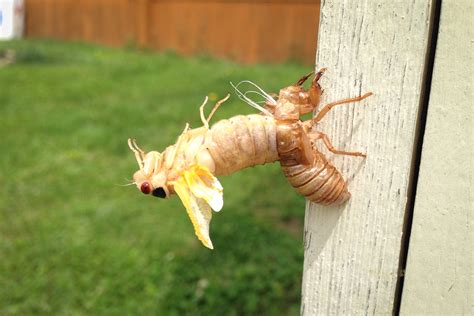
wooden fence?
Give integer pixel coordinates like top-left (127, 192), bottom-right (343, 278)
top-left (24, 0), bottom-right (320, 64)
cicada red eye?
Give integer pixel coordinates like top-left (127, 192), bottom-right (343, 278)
top-left (140, 182), bottom-right (151, 194)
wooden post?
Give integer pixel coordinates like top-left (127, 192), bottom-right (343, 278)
top-left (399, 1), bottom-right (472, 314)
top-left (301, 1), bottom-right (435, 314)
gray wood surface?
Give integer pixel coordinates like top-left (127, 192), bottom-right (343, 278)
top-left (400, 1), bottom-right (473, 314)
top-left (302, 1), bottom-right (433, 314)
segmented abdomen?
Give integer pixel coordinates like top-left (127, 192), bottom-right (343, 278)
top-left (205, 114), bottom-right (279, 176)
top-left (280, 152), bottom-right (350, 205)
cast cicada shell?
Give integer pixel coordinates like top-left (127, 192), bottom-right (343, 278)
top-left (128, 69), bottom-right (372, 249)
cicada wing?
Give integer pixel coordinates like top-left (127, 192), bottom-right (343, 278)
top-left (184, 165), bottom-right (223, 212)
top-left (173, 176), bottom-right (214, 249)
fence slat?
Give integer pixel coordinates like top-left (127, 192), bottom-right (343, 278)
top-left (301, 1), bottom-right (434, 314)
top-left (399, 1), bottom-right (472, 314)
top-left (23, 0), bottom-right (319, 64)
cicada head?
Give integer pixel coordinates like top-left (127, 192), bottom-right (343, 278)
top-left (127, 134), bottom-right (224, 250)
top-left (128, 138), bottom-right (171, 199)
top-left (279, 84), bottom-right (315, 115)
top-left (277, 69), bottom-right (325, 116)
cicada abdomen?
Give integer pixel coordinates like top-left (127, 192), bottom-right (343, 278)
top-left (205, 114), bottom-right (278, 176)
top-left (274, 114), bottom-right (350, 205)
top-left (279, 150), bottom-right (351, 205)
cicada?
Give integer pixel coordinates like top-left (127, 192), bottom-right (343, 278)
top-left (128, 69), bottom-right (372, 249)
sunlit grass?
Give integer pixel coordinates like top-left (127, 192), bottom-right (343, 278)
top-left (0, 39), bottom-right (309, 315)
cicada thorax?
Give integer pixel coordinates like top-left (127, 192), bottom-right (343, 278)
top-left (160, 130), bottom-right (211, 178)
top-left (275, 101), bottom-right (350, 205)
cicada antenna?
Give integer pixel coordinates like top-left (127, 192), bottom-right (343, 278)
top-left (118, 179), bottom-right (137, 187)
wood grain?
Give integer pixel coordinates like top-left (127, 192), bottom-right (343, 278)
top-left (301, 1), bottom-right (434, 314)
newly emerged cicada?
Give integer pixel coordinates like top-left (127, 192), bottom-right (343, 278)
top-left (128, 69), bottom-right (372, 249)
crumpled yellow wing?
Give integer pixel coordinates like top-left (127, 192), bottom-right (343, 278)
top-left (184, 165), bottom-right (223, 212)
top-left (173, 176), bottom-right (214, 249)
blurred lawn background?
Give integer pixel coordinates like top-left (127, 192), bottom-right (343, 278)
top-left (0, 40), bottom-right (309, 315)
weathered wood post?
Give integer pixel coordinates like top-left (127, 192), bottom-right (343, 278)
top-left (399, 1), bottom-right (472, 314)
top-left (302, 1), bottom-right (436, 314)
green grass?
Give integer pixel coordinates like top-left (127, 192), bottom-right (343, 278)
top-left (0, 40), bottom-right (309, 315)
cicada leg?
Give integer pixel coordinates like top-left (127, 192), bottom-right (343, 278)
top-left (206, 94), bottom-right (230, 123)
top-left (295, 70), bottom-right (315, 86)
top-left (199, 94), bottom-right (230, 129)
top-left (309, 131), bottom-right (366, 157)
top-left (199, 96), bottom-right (210, 128)
top-left (312, 92), bottom-right (373, 123)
